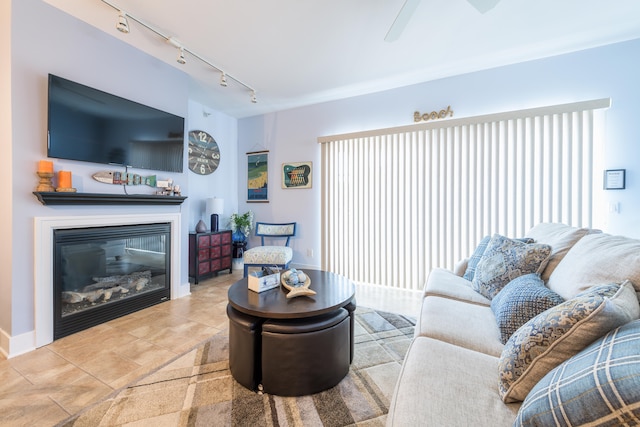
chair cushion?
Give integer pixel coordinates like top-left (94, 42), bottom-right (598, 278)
top-left (244, 246), bottom-right (293, 265)
top-left (515, 319), bottom-right (640, 426)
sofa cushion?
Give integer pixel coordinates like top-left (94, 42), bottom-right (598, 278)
top-left (498, 281), bottom-right (640, 403)
top-left (490, 273), bottom-right (564, 344)
top-left (417, 296), bottom-right (504, 356)
top-left (387, 337), bottom-right (521, 427)
top-left (515, 319), bottom-right (640, 426)
top-left (525, 222), bottom-right (592, 282)
top-left (424, 268), bottom-right (492, 306)
top-left (547, 232), bottom-right (640, 300)
top-left (472, 234), bottom-right (552, 300)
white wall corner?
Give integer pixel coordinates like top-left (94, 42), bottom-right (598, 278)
top-left (177, 281), bottom-right (192, 298)
top-left (0, 328), bottom-right (36, 359)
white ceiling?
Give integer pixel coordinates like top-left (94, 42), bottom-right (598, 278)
top-left (42, 0), bottom-right (640, 118)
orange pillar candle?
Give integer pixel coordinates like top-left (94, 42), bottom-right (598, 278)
top-left (58, 171), bottom-right (72, 189)
top-left (38, 160), bottom-right (53, 173)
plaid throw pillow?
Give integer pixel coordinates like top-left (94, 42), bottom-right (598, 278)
top-left (516, 319), bottom-right (640, 426)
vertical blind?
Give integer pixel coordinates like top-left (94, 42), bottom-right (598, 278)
top-left (319, 99), bottom-right (610, 291)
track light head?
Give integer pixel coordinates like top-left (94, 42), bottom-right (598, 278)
top-left (102, 3), bottom-right (257, 104)
top-left (116, 11), bottom-right (130, 34)
top-left (177, 47), bottom-right (186, 64)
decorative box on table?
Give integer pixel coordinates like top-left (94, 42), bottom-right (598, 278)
top-left (248, 269), bottom-right (281, 293)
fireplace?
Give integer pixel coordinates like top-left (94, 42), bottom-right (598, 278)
top-left (53, 223), bottom-right (171, 339)
top-left (34, 212), bottom-right (184, 347)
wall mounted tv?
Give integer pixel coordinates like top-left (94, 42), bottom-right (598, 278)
top-left (47, 74), bottom-right (185, 173)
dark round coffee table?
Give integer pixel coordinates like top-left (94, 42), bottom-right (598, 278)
top-left (227, 269), bottom-right (356, 396)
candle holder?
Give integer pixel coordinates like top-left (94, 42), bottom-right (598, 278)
top-left (36, 171), bottom-right (55, 192)
top-left (55, 187), bottom-right (77, 193)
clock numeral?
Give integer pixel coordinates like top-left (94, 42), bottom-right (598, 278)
top-left (200, 164), bottom-right (206, 174)
top-left (197, 131), bottom-right (208, 142)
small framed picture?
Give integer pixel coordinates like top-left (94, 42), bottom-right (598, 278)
top-left (604, 169), bottom-right (625, 190)
top-left (247, 151), bottom-right (269, 202)
top-left (282, 162), bottom-right (312, 189)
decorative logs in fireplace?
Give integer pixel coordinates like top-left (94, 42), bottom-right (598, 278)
top-left (61, 270), bottom-right (151, 305)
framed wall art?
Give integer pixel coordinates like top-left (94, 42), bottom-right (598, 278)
top-left (247, 150), bottom-right (269, 202)
top-left (604, 169), bottom-right (625, 190)
top-left (282, 161), bottom-right (312, 189)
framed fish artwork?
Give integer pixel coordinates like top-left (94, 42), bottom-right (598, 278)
top-left (282, 162), bottom-right (312, 189)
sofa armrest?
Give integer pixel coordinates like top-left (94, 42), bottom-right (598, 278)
top-left (452, 258), bottom-right (469, 277)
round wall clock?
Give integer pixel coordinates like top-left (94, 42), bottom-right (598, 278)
top-left (188, 130), bottom-right (221, 175)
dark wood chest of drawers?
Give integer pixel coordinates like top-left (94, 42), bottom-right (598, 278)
top-left (188, 230), bottom-right (232, 283)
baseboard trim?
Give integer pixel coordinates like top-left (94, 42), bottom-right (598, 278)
top-left (0, 328), bottom-right (35, 359)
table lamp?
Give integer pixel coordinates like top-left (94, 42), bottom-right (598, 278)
top-left (207, 197), bottom-right (224, 232)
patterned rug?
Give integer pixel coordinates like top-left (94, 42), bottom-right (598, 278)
top-left (58, 307), bottom-right (415, 427)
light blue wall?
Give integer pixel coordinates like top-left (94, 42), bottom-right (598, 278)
top-left (238, 38), bottom-right (640, 270)
top-left (186, 100), bottom-right (239, 230)
top-left (3, 0), bottom-right (237, 355)
top-left (5, 0), bottom-right (639, 357)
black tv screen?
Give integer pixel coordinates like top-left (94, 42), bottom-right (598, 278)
top-left (47, 74), bottom-right (185, 173)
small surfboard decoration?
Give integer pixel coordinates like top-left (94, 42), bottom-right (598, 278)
top-left (92, 171), bottom-right (157, 187)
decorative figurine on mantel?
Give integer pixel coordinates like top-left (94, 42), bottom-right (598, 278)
top-left (55, 170), bottom-right (77, 192)
top-left (36, 160), bottom-right (55, 192)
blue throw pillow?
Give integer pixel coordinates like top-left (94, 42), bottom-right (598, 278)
top-left (472, 234), bottom-right (551, 300)
top-left (491, 273), bottom-right (564, 344)
top-left (463, 236), bottom-right (491, 281)
top-left (463, 236), bottom-right (535, 281)
top-left (515, 319), bottom-right (640, 426)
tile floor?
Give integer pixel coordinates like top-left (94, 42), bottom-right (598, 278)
top-left (0, 269), bottom-right (422, 427)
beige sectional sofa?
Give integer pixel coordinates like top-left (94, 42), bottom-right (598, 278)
top-left (387, 223), bottom-right (640, 426)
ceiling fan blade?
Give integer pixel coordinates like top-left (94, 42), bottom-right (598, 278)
top-left (467, 0), bottom-right (501, 14)
top-left (385, 0), bottom-right (421, 42)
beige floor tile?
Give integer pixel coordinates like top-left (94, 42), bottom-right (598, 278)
top-left (49, 372), bottom-right (113, 414)
top-left (0, 271), bottom-right (421, 427)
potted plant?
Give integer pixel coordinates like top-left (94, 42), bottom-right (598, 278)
top-left (228, 210), bottom-right (254, 242)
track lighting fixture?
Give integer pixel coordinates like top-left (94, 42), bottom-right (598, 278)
top-left (116, 11), bottom-right (129, 33)
top-left (177, 47), bottom-right (186, 64)
top-left (101, 0), bottom-right (257, 103)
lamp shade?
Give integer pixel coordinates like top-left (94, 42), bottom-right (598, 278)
top-left (212, 198), bottom-right (224, 215)
top-left (206, 198), bottom-right (224, 216)
top-left (206, 198), bottom-right (224, 232)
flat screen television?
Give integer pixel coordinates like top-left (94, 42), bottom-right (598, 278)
top-left (47, 74), bottom-right (185, 173)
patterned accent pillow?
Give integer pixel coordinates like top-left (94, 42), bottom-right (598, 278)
top-left (463, 236), bottom-right (535, 282)
top-left (491, 273), bottom-right (564, 344)
top-left (498, 281), bottom-right (640, 403)
top-left (515, 319), bottom-right (640, 426)
top-left (472, 234), bottom-right (551, 300)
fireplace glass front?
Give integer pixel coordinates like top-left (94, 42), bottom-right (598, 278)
top-left (53, 223), bottom-right (171, 339)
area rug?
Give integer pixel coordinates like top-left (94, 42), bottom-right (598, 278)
top-left (58, 307), bottom-right (415, 427)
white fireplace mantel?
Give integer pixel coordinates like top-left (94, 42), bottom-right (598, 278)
top-left (34, 213), bottom-right (183, 348)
